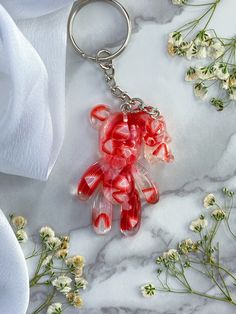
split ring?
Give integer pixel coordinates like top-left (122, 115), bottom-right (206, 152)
top-left (68, 0), bottom-right (132, 62)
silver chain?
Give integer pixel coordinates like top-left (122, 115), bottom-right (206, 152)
top-left (96, 50), bottom-right (160, 119)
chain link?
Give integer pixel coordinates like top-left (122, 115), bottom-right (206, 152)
top-left (96, 50), bottom-right (160, 119)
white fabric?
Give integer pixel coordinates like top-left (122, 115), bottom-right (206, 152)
top-left (0, 1), bottom-right (72, 180)
top-left (0, 2), bottom-right (73, 313)
top-left (0, 209), bottom-right (29, 314)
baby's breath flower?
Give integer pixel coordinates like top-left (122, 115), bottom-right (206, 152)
top-left (66, 256), bottom-right (85, 270)
top-left (229, 87), bottom-right (236, 101)
top-left (168, 32), bottom-right (183, 45)
top-left (46, 237), bottom-right (62, 251)
top-left (74, 267), bottom-right (84, 277)
top-left (229, 73), bottom-right (236, 87)
top-left (222, 187), bottom-right (235, 197)
top-left (172, 0), bottom-right (188, 5)
top-left (60, 236), bottom-right (70, 250)
top-left (195, 31), bottom-right (212, 47)
top-left (167, 42), bottom-right (176, 56)
top-left (163, 249), bottom-right (179, 262)
top-left (42, 255), bottom-right (53, 267)
top-left (215, 62), bottom-right (229, 80)
top-left (66, 292), bottom-right (75, 304)
top-left (75, 278), bottom-right (88, 290)
top-left (211, 98), bottom-right (224, 111)
top-left (178, 238), bottom-right (194, 255)
top-left (177, 41), bottom-right (193, 57)
top-left (16, 229), bottom-right (28, 243)
top-left (208, 40), bottom-right (225, 59)
top-left (196, 46), bottom-right (207, 59)
top-left (73, 295), bottom-right (84, 308)
top-left (66, 292), bottom-right (84, 308)
top-left (47, 303), bottom-right (62, 314)
top-left (52, 275), bottom-right (72, 294)
top-left (56, 249), bottom-right (68, 259)
top-left (61, 235), bottom-right (70, 242)
top-left (203, 193), bottom-right (216, 208)
top-left (194, 82), bottom-right (208, 100)
top-left (197, 66), bottom-right (215, 80)
top-left (190, 216), bottom-right (208, 232)
top-left (141, 283), bottom-right (157, 297)
top-left (156, 256), bottom-right (163, 264)
top-left (11, 215), bottom-right (27, 229)
top-left (186, 42), bottom-right (198, 60)
top-left (40, 226), bottom-right (55, 241)
top-left (185, 67), bottom-right (198, 81)
top-left (222, 78), bottom-right (230, 90)
top-left (211, 209), bottom-right (226, 221)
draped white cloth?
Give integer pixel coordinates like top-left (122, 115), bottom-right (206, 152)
top-left (0, 209), bottom-right (29, 314)
top-left (0, 2), bottom-right (73, 313)
top-left (0, 1), bottom-right (73, 181)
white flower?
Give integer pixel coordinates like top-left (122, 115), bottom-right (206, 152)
top-left (211, 98), bottom-right (224, 111)
top-left (194, 82), bottom-right (208, 100)
top-left (203, 193), bottom-right (216, 208)
top-left (11, 215), bottom-right (27, 229)
top-left (75, 277), bottom-right (88, 290)
top-left (40, 226), bottom-right (55, 240)
top-left (196, 66), bottom-right (215, 80)
top-left (52, 275), bottom-right (72, 294)
top-left (190, 217), bottom-right (208, 232)
top-left (66, 292), bottom-right (83, 308)
top-left (141, 283), bottom-right (157, 297)
top-left (46, 237), bottom-right (61, 251)
top-left (66, 255), bottom-right (85, 269)
top-left (172, 0), bottom-right (187, 5)
top-left (73, 295), bottom-right (84, 308)
top-left (186, 42), bottom-right (198, 60)
top-left (222, 78), bottom-right (230, 90)
top-left (229, 73), bottom-right (236, 87)
top-left (211, 209), bottom-right (226, 221)
top-left (185, 67), bottom-right (199, 81)
top-left (74, 267), bottom-right (84, 277)
top-left (168, 32), bottom-right (182, 45)
top-left (42, 255), bottom-right (53, 267)
top-left (16, 229), bottom-right (28, 243)
top-left (208, 40), bottom-right (225, 59)
top-left (196, 46), bottom-right (207, 59)
top-left (47, 303), bottom-right (62, 314)
top-left (163, 249), bottom-right (179, 261)
top-left (215, 62), bottom-right (229, 80)
top-left (195, 31), bottom-right (212, 47)
top-left (229, 87), bottom-right (236, 101)
top-left (56, 249), bottom-right (68, 259)
top-left (179, 238), bottom-right (195, 254)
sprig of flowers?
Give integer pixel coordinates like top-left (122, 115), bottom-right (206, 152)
top-left (10, 214), bottom-right (28, 243)
top-left (10, 219), bottom-right (87, 314)
top-left (169, 0), bottom-right (236, 110)
top-left (140, 188), bottom-right (236, 306)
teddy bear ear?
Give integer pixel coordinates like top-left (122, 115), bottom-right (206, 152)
top-left (90, 104), bottom-right (111, 129)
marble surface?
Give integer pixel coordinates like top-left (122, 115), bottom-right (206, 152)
top-left (1, 0), bottom-right (236, 313)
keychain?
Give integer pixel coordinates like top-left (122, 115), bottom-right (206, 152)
top-left (68, 0), bottom-right (174, 236)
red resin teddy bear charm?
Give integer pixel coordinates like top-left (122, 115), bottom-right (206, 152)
top-left (77, 104), bottom-right (174, 236)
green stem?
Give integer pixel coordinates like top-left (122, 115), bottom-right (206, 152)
top-left (203, 3), bottom-right (217, 30)
top-left (32, 288), bottom-right (56, 314)
top-left (218, 268), bottom-right (232, 300)
top-left (158, 287), bottom-right (236, 305)
top-left (190, 289), bottom-right (236, 305)
top-left (30, 250), bottom-right (48, 287)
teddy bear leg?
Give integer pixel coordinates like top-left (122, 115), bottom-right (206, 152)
top-left (92, 190), bottom-right (113, 235)
top-left (120, 189), bottom-right (141, 236)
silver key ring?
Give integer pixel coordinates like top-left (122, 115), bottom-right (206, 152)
top-left (68, 0), bottom-right (132, 62)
